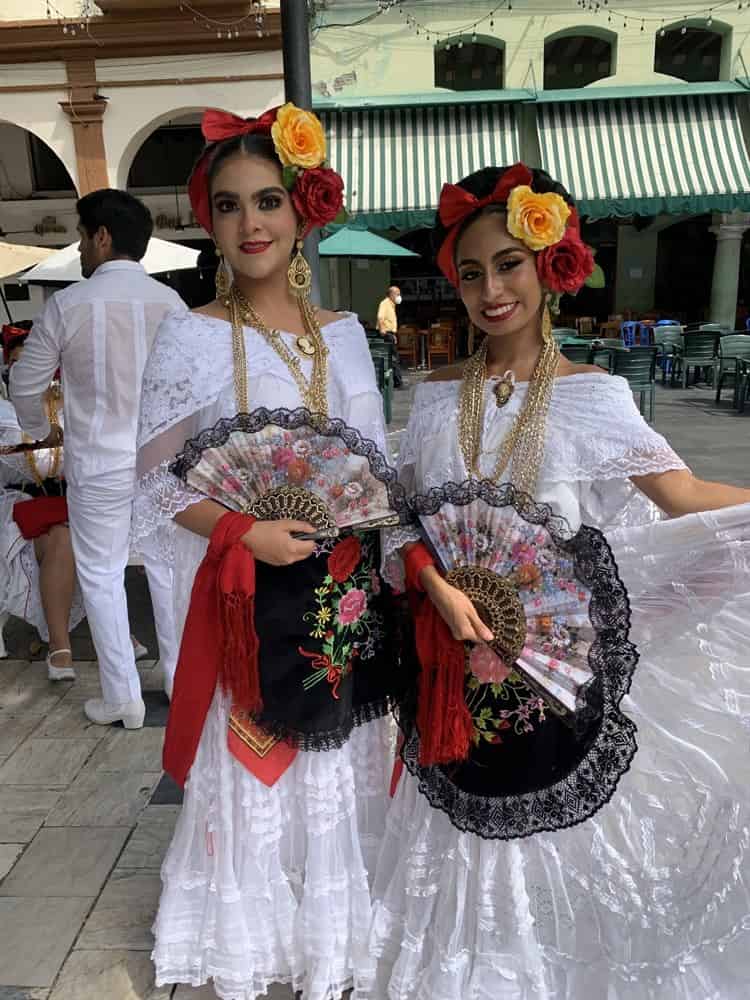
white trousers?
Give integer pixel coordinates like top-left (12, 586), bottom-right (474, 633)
top-left (67, 473), bottom-right (140, 705)
top-left (142, 555), bottom-right (178, 688)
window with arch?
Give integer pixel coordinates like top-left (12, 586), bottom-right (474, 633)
top-left (127, 123), bottom-right (204, 190)
top-left (544, 33), bottom-right (614, 89)
top-left (654, 27), bottom-right (723, 83)
top-left (435, 37), bottom-right (505, 91)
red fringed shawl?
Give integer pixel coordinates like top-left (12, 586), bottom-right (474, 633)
top-left (163, 511), bottom-right (261, 787)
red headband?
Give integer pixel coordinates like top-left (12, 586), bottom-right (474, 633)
top-left (436, 163), bottom-right (533, 287)
top-left (187, 109), bottom-right (277, 234)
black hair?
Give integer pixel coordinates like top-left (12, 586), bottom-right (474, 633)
top-left (432, 165), bottom-right (576, 259)
top-left (205, 133), bottom-right (280, 196)
top-left (76, 189), bottom-right (153, 261)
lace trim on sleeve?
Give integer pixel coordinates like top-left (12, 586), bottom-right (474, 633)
top-left (131, 460), bottom-right (204, 564)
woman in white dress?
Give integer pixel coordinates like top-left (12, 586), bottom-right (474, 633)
top-left (360, 164), bottom-right (750, 999)
top-left (133, 105), bottom-right (401, 999)
top-left (0, 390), bottom-right (84, 678)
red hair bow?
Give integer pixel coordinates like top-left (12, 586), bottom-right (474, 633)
top-left (188, 108), bottom-right (278, 234)
top-left (436, 163), bottom-right (533, 287)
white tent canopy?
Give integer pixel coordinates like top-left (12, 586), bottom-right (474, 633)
top-left (21, 237), bottom-right (200, 285)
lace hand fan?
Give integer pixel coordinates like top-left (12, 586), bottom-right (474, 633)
top-left (170, 407), bottom-right (407, 536)
top-left (401, 480), bottom-right (639, 839)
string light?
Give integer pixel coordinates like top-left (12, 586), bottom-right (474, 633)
top-left (44, 0), bottom-right (268, 42)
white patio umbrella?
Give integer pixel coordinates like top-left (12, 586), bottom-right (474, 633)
top-left (0, 241), bottom-right (56, 281)
top-left (21, 237), bottom-right (200, 285)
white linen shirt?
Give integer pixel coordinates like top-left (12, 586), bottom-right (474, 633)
top-left (10, 260), bottom-right (185, 487)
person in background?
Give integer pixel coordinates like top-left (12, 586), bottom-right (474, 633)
top-left (376, 284), bottom-right (404, 387)
top-left (10, 189), bottom-right (185, 728)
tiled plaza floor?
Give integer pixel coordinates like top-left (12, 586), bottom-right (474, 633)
top-left (0, 376), bottom-right (748, 1000)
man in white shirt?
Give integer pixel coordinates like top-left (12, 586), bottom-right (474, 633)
top-left (11, 189), bottom-right (184, 729)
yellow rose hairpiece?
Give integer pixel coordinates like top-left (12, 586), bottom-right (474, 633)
top-left (271, 102), bottom-right (327, 175)
top-left (506, 186), bottom-right (571, 252)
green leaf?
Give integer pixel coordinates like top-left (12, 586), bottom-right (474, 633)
top-left (282, 165), bottom-right (298, 190)
top-left (584, 263), bottom-right (605, 289)
top-left (333, 207), bottom-right (350, 225)
top-left (490, 683), bottom-right (505, 698)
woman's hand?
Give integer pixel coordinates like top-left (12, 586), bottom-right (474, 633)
top-left (242, 519), bottom-right (317, 566)
top-left (421, 566), bottom-right (494, 644)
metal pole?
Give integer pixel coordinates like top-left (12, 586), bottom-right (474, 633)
top-left (281, 0), bottom-right (321, 304)
top-left (0, 287), bottom-right (12, 324)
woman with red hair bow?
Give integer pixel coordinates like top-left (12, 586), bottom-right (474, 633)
top-left (361, 165), bottom-right (750, 998)
top-left (133, 104), bottom-right (400, 999)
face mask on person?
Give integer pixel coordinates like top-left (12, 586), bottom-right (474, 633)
top-left (394, 295), bottom-right (402, 305)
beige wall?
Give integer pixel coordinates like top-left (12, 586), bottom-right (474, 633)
top-left (311, 2), bottom-right (750, 97)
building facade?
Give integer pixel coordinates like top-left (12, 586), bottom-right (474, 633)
top-left (312, 1), bottom-right (750, 327)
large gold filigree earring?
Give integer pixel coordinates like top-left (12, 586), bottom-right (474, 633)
top-left (215, 246), bottom-right (231, 300)
top-left (288, 236), bottom-right (312, 298)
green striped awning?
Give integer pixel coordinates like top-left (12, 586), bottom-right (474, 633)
top-left (321, 105), bottom-right (520, 230)
top-left (537, 94), bottom-right (750, 218)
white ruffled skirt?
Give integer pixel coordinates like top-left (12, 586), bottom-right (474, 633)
top-left (152, 691), bottom-right (392, 1000)
top-left (359, 505), bottom-right (750, 1000)
top-left (0, 489), bottom-right (85, 642)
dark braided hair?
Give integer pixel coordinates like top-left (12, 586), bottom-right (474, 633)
top-left (432, 165), bottom-right (577, 261)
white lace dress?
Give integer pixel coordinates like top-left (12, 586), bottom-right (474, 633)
top-left (0, 401), bottom-right (84, 640)
top-left (360, 373), bottom-right (750, 1000)
top-left (132, 310), bottom-right (394, 1000)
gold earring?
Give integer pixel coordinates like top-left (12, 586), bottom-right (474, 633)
top-left (288, 237), bottom-right (312, 297)
top-left (214, 247), bottom-right (231, 300)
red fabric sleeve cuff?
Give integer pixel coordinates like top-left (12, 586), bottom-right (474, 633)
top-left (403, 541), bottom-right (436, 593)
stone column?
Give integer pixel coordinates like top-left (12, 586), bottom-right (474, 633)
top-left (60, 58), bottom-right (109, 195)
top-left (709, 212), bottom-right (750, 330)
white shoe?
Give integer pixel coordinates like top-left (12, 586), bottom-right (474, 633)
top-left (84, 696), bottom-right (146, 729)
top-left (47, 648), bottom-right (75, 682)
top-left (131, 636), bottom-right (149, 660)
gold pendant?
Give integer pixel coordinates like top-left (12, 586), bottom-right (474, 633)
top-left (296, 335), bottom-right (317, 357)
top-left (493, 371), bottom-right (515, 407)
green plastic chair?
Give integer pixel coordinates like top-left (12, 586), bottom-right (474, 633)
top-left (714, 334), bottom-right (750, 405)
top-left (560, 343), bottom-right (592, 365)
top-left (611, 347), bottom-right (657, 422)
top-left (591, 347), bottom-right (616, 372)
top-left (370, 352), bottom-right (393, 425)
top-left (653, 328), bottom-right (684, 386)
top-left (676, 331), bottom-right (718, 388)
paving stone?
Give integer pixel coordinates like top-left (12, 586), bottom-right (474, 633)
top-left (0, 844), bottom-right (24, 880)
top-left (0, 787), bottom-right (62, 843)
top-left (0, 897), bottom-right (93, 987)
top-left (0, 739), bottom-right (98, 787)
top-left (85, 727), bottom-right (164, 773)
top-left (149, 773), bottom-right (183, 806)
top-left (49, 949), bottom-right (171, 1000)
top-left (0, 686), bottom-right (66, 717)
top-left (77, 870), bottom-right (161, 951)
top-left (0, 715), bottom-right (43, 757)
top-left (116, 805), bottom-right (179, 871)
top-left (32, 698), bottom-right (103, 739)
top-left (0, 987), bottom-right (50, 998)
top-left (0, 827), bottom-right (129, 898)
top-left (45, 770), bottom-right (160, 828)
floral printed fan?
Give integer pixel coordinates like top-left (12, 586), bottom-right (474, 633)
top-left (413, 479), bottom-right (636, 726)
top-left (399, 479), bottom-right (638, 840)
top-left (170, 407), bottom-right (407, 536)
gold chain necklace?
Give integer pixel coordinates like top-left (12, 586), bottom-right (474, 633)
top-left (224, 285), bottom-right (329, 417)
top-left (24, 391), bottom-right (62, 488)
top-left (458, 335), bottom-right (560, 496)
